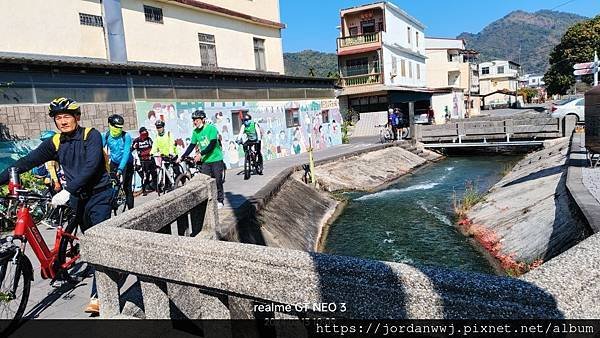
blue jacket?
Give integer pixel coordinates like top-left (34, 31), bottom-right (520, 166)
top-left (0, 127), bottom-right (110, 196)
top-left (103, 131), bottom-right (133, 172)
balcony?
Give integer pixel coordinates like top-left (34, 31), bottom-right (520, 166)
top-left (340, 73), bottom-right (382, 87)
top-left (337, 32), bottom-right (382, 55)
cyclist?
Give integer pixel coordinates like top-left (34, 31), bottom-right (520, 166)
top-left (103, 114), bottom-right (134, 210)
top-left (236, 113), bottom-right (263, 176)
top-left (151, 119), bottom-right (181, 188)
top-left (179, 110), bottom-right (225, 208)
top-left (0, 97), bottom-right (111, 315)
top-left (132, 126), bottom-right (156, 196)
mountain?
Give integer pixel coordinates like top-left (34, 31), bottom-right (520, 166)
top-left (283, 50), bottom-right (337, 77)
top-left (457, 10), bottom-right (588, 75)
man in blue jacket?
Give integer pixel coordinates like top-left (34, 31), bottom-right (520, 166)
top-left (0, 97), bottom-right (111, 315)
top-left (103, 114), bottom-right (134, 210)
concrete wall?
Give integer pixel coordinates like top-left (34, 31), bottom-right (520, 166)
top-left (121, 0), bottom-right (284, 73)
top-left (431, 91), bottom-right (464, 122)
top-left (0, 0), bottom-right (107, 59)
top-left (0, 102), bottom-right (137, 140)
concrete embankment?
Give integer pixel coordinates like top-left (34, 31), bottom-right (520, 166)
top-left (462, 137), bottom-right (590, 274)
top-left (234, 144), bottom-right (442, 251)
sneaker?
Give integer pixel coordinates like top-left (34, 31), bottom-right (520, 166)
top-left (84, 298), bottom-right (100, 315)
top-left (217, 202), bottom-right (224, 209)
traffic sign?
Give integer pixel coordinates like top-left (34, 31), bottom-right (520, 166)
top-left (573, 68), bottom-right (595, 76)
top-left (573, 62), bottom-right (595, 70)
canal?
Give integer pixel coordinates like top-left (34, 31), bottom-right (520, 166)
top-left (323, 156), bottom-right (521, 275)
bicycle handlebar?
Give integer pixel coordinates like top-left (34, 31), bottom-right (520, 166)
top-left (0, 190), bottom-right (51, 203)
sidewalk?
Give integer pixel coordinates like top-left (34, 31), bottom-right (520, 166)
top-left (24, 140), bottom-right (380, 319)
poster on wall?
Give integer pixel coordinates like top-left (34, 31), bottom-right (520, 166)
top-left (135, 99), bottom-right (342, 169)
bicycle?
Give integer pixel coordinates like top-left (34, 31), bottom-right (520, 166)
top-left (109, 174), bottom-right (127, 216)
top-left (240, 141), bottom-right (263, 180)
top-left (154, 155), bottom-right (183, 195)
top-left (175, 157), bottom-right (227, 188)
top-left (376, 124), bottom-right (394, 144)
top-left (0, 173), bottom-right (82, 328)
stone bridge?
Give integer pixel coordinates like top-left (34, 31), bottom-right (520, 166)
top-left (80, 147), bottom-right (600, 332)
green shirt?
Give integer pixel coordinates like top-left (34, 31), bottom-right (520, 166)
top-left (191, 124), bottom-right (223, 163)
top-left (244, 121), bottom-right (258, 141)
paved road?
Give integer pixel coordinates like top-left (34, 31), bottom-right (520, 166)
top-left (22, 140), bottom-right (379, 319)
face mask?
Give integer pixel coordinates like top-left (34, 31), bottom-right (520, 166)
top-left (140, 131), bottom-right (148, 140)
top-left (244, 120), bottom-right (250, 127)
top-left (109, 125), bottom-right (122, 138)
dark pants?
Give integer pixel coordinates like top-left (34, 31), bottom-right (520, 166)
top-left (140, 159), bottom-right (157, 192)
top-left (69, 187), bottom-right (112, 298)
top-left (391, 125), bottom-right (398, 140)
top-left (243, 140), bottom-right (263, 167)
top-left (201, 161), bottom-right (224, 203)
top-left (110, 161), bottom-right (134, 209)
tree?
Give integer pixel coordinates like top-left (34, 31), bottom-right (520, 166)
top-left (544, 15), bottom-right (600, 95)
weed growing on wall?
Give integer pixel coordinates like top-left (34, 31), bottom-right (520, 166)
top-left (452, 180), bottom-right (485, 219)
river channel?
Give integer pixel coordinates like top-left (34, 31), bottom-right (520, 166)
top-left (323, 156), bottom-right (521, 275)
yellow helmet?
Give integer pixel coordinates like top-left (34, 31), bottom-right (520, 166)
top-left (48, 97), bottom-right (81, 117)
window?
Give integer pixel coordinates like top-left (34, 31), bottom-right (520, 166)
top-left (144, 5), bottom-right (163, 23)
top-left (378, 22), bottom-right (384, 32)
top-left (360, 20), bottom-right (375, 34)
top-left (198, 33), bottom-right (217, 67)
top-left (416, 32), bottom-right (419, 47)
top-left (79, 13), bottom-right (103, 27)
top-left (349, 26), bottom-right (358, 36)
top-left (285, 108), bottom-right (300, 127)
top-left (481, 67), bottom-right (490, 75)
top-left (401, 60), bottom-right (406, 77)
top-left (345, 57), bottom-right (369, 76)
top-left (407, 27), bottom-right (411, 44)
top-left (321, 110), bottom-right (330, 123)
top-left (254, 38), bottom-right (266, 71)
top-left (391, 56), bottom-right (397, 75)
top-left (408, 61), bottom-right (412, 78)
top-left (231, 110), bottom-right (248, 135)
top-left (497, 66), bottom-right (505, 74)
top-left (416, 64), bottom-right (420, 79)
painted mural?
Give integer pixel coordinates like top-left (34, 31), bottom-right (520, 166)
top-left (135, 99), bottom-right (342, 169)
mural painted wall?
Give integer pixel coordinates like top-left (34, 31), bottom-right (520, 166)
top-left (135, 99), bottom-right (342, 169)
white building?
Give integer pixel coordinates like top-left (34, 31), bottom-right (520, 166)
top-left (336, 1), bottom-right (429, 115)
top-left (478, 60), bottom-right (520, 108)
top-left (519, 74), bottom-right (545, 88)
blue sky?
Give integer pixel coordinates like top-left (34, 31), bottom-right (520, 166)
top-left (280, 0), bottom-right (600, 52)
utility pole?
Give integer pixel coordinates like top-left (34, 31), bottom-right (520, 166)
top-left (595, 51), bottom-right (598, 87)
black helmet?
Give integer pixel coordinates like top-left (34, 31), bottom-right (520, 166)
top-left (191, 110), bottom-right (206, 120)
top-left (155, 120), bottom-right (165, 128)
top-left (49, 97), bottom-right (81, 117)
top-left (139, 126), bottom-right (147, 133)
top-left (242, 113), bottom-right (252, 121)
top-left (108, 114), bottom-right (125, 128)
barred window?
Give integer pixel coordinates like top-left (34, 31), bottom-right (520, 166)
top-left (198, 33), bottom-right (217, 67)
top-left (79, 13), bottom-right (103, 27)
top-left (144, 5), bottom-right (163, 24)
top-left (254, 38), bottom-right (266, 71)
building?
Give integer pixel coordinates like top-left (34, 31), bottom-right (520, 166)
top-left (336, 1), bottom-right (430, 116)
top-left (478, 60), bottom-right (520, 109)
top-left (519, 74), bottom-right (545, 88)
top-left (425, 37), bottom-right (480, 121)
top-left (0, 0), bottom-right (284, 73)
top-left (0, 0), bottom-right (342, 168)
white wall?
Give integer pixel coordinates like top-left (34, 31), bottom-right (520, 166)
top-left (382, 46), bottom-right (426, 87)
top-left (431, 91), bottom-right (464, 122)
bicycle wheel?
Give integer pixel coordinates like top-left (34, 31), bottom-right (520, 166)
top-left (0, 248), bottom-right (32, 329)
top-left (254, 155), bottom-right (263, 175)
top-left (379, 130), bottom-right (386, 144)
top-left (243, 153), bottom-right (251, 180)
top-left (56, 212), bottom-right (83, 281)
top-left (401, 127), bottom-right (410, 139)
top-left (174, 173), bottom-right (188, 188)
top-left (156, 169), bottom-right (164, 196)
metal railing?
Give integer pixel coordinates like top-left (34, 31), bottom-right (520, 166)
top-left (337, 32), bottom-right (381, 49)
top-left (341, 73), bottom-right (382, 87)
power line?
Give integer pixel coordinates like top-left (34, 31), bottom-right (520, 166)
top-left (550, 0), bottom-right (579, 11)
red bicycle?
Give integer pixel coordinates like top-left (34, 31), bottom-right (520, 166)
top-left (0, 169), bottom-right (81, 327)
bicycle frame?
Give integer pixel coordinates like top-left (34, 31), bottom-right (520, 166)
top-left (13, 203), bottom-right (78, 280)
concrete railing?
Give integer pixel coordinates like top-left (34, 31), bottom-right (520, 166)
top-left (80, 168), bottom-right (600, 325)
top-left (337, 32), bottom-right (381, 49)
top-left (414, 116), bottom-right (577, 143)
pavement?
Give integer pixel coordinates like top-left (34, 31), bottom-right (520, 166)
top-left (22, 139), bottom-right (379, 319)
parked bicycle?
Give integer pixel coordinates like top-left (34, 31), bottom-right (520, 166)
top-left (0, 174), bottom-right (82, 329)
top-left (376, 124), bottom-right (394, 144)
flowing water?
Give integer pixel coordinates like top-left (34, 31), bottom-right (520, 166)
top-left (323, 156), bottom-right (521, 275)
